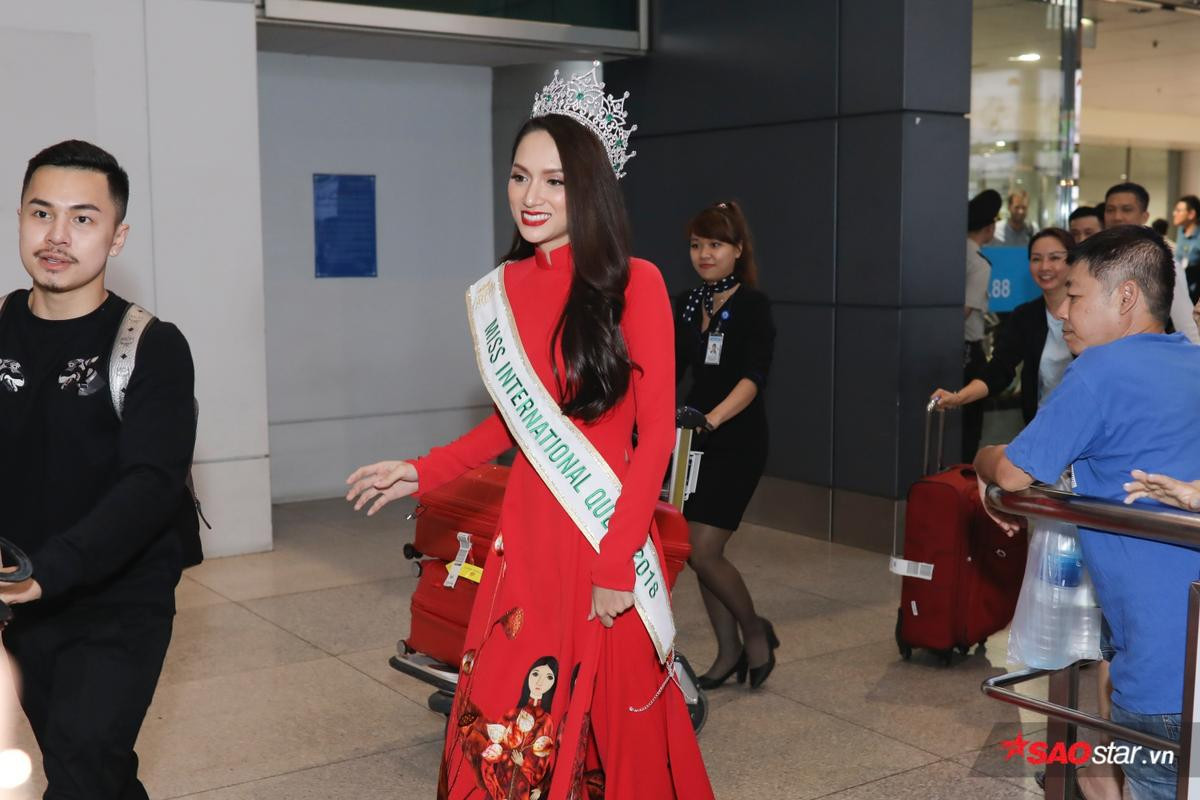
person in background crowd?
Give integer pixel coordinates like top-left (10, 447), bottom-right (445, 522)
top-left (1152, 218), bottom-right (1169, 237)
top-left (1069, 205), bottom-right (1104, 244)
top-left (962, 189), bottom-right (1002, 461)
top-left (1104, 183), bottom-right (1151, 227)
top-left (931, 227), bottom-right (1074, 423)
top-left (997, 189), bottom-right (1035, 247)
top-left (1172, 195), bottom-right (1200, 303)
top-left (977, 225), bottom-right (1200, 800)
top-left (1104, 182), bottom-right (1199, 344)
top-left (674, 201), bottom-right (778, 691)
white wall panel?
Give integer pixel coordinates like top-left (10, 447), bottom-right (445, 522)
top-left (258, 53), bottom-right (494, 500)
top-left (144, 0), bottom-right (271, 462)
top-left (190, 458), bottom-right (273, 556)
top-left (269, 406), bottom-right (493, 502)
top-left (0, 0), bottom-right (272, 557)
top-left (0, 2), bottom-right (155, 302)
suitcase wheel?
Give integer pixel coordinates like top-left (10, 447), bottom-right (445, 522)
top-left (956, 643), bottom-right (971, 657)
top-left (403, 543), bottom-right (422, 560)
top-left (894, 608), bottom-right (912, 661)
top-left (427, 690), bottom-right (454, 717)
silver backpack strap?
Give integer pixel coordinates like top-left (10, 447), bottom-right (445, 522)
top-left (109, 303), bottom-right (155, 420)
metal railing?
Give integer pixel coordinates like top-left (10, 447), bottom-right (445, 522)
top-left (982, 484), bottom-right (1200, 800)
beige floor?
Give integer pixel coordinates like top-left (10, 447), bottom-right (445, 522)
top-left (3, 498), bottom-right (1067, 799)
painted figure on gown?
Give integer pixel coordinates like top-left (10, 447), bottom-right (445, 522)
top-left (461, 656), bottom-right (558, 800)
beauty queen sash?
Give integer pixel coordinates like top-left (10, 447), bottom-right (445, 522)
top-left (466, 263), bottom-right (676, 663)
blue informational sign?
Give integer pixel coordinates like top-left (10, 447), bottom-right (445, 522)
top-left (981, 245), bottom-right (1039, 312)
top-left (313, 174), bottom-right (377, 278)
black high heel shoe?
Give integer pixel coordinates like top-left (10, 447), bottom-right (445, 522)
top-left (749, 619), bottom-right (779, 690)
top-left (762, 617), bottom-right (780, 649)
top-left (696, 650), bottom-right (748, 690)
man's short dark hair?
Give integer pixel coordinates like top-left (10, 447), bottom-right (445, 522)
top-left (968, 189), bottom-right (1003, 233)
top-left (21, 140), bottom-right (129, 223)
top-left (1069, 205), bottom-right (1103, 226)
top-left (1179, 194), bottom-right (1200, 220)
top-left (1105, 182), bottom-right (1150, 213)
top-left (1067, 224), bottom-right (1174, 324)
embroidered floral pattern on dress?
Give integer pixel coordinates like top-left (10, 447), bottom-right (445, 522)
top-left (500, 607), bottom-right (525, 640)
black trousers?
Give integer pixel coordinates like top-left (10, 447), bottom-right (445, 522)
top-left (5, 603), bottom-right (173, 800)
top-left (962, 340), bottom-right (987, 463)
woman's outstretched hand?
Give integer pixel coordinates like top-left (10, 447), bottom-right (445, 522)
top-left (588, 585), bottom-right (634, 628)
top-left (345, 460), bottom-right (419, 516)
top-left (930, 388), bottom-right (963, 409)
top-left (1124, 469), bottom-right (1200, 511)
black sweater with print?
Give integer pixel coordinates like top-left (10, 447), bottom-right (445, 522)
top-left (0, 290), bottom-right (197, 612)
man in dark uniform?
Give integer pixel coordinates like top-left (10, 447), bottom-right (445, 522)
top-left (0, 140), bottom-right (200, 799)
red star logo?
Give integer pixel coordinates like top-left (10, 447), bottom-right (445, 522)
top-left (999, 732), bottom-right (1030, 761)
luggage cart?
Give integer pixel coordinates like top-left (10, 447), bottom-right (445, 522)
top-left (390, 416), bottom-right (710, 733)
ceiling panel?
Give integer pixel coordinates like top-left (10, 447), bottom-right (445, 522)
top-left (974, 0), bottom-right (1200, 143)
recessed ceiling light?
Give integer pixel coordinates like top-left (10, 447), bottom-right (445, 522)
top-left (996, 140), bottom-right (1007, 147)
top-left (1008, 53), bottom-right (1042, 62)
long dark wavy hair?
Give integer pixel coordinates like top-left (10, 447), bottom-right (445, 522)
top-left (502, 115), bottom-right (633, 422)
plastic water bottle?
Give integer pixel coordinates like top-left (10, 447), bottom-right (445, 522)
top-left (1021, 522), bottom-right (1101, 669)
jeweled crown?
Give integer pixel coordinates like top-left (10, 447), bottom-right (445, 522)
top-left (531, 61), bottom-right (637, 179)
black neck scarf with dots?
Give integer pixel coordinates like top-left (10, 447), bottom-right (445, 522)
top-left (682, 274), bottom-right (740, 324)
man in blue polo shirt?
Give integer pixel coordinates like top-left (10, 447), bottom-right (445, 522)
top-left (974, 224), bottom-right (1200, 800)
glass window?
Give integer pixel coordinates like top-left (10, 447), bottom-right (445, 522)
top-left (970, 0), bottom-right (1067, 232)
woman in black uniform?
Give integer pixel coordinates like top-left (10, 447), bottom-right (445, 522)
top-left (675, 201), bottom-right (778, 690)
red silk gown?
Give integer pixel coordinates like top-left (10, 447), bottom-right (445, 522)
top-left (415, 244), bottom-right (714, 800)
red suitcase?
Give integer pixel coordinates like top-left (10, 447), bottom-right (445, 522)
top-left (894, 406), bottom-right (1027, 664)
top-left (404, 464), bottom-right (692, 667)
top-left (655, 506), bottom-right (691, 588)
top-left (409, 464), bottom-right (505, 566)
top-left (408, 559), bottom-right (476, 667)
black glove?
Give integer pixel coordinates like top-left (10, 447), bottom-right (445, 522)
top-left (676, 405), bottom-right (713, 431)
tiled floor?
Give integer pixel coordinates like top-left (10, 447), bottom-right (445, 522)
top-left (4, 498), bottom-right (1067, 798)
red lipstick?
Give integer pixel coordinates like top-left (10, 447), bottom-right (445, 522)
top-left (521, 210), bottom-right (550, 227)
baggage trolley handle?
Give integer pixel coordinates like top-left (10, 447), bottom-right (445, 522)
top-left (923, 397), bottom-right (948, 476)
top-left (982, 665), bottom-right (1179, 753)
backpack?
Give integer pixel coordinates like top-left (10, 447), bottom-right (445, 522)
top-left (0, 294), bottom-right (210, 562)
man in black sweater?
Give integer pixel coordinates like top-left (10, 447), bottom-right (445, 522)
top-left (0, 140), bottom-right (200, 799)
